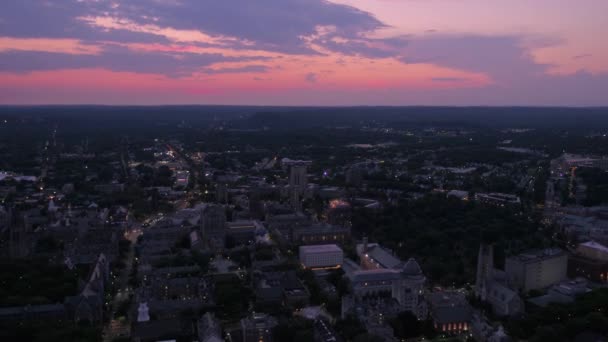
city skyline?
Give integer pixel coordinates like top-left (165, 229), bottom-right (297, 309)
top-left (1, 0), bottom-right (607, 106)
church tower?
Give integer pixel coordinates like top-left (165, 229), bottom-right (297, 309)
top-left (475, 244), bottom-right (494, 301)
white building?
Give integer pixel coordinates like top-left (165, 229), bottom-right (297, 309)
top-left (506, 248), bottom-right (568, 292)
top-left (299, 244), bottom-right (343, 269)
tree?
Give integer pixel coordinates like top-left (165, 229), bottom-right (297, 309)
top-left (155, 165), bottom-right (173, 186)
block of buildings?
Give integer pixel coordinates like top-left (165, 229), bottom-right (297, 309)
top-left (299, 244), bottom-right (343, 269)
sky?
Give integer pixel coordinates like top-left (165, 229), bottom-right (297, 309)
top-left (0, 0), bottom-right (607, 106)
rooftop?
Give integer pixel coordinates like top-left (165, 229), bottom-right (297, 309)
top-left (509, 248), bottom-right (566, 263)
top-left (579, 241), bottom-right (608, 254)
top-left (357, 243), bottom-right (403, 269)
top-left (300, 244), bottom-right (343, 254)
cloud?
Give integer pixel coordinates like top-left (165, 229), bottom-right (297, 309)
top-left (0, 45), bottom-right (268, 76)
top-left (0, 1), bottom-right (167, 44)
top-left (3, 0), bottom-right (390, 56)
top-left (572, 53), bottom-right (592, 60)
top-left (111, 0), bottom-right (387, 55)
top-left (306, 72), bottom-right (318, 83)
top-left (0, 37), bottom-right (101, 55)
top-left (432, 77), bottom-right (467, 82)
top-left (0, 0), bottom-right (410, 74)
top-left (201, 65), bottom-right (269, 74)
top-left (402, 35), bottom-right (552, 84)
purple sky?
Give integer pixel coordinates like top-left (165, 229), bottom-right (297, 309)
top-left (0, 0), bottom-right (607, 105)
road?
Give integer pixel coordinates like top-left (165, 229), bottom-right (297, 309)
top-left (102, 228), bottom-right (141, 341)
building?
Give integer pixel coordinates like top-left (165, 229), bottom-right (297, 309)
top-left (240, 313), bottom-right (278, 342)
top-left (475, 244), bottom-right (523, 317)
top-left (447, 190), bottom-right (469, 201)
top-left (568, 241), bottom-right (608, 283)
top-left (290, 188), bottom-right (302, 212)
top-left (201, 204), bottom-right (226, 249)
top-left (506, 248), bottom-right (568, 292)
top-left (151, 277), bottom-right (204, 300)
top-left (528, 278), bottom-right (590, 307)
top-left (0, 304), bottom-right (67, 322)
top-left (292, 223), bottom-right (351, 245)
top-left (427, 291), bottom-right (473, 334)
top-left (327, 199), bottom-right (352, 227)
top-left (282, 271), bottom-right (310, 307)
top-left (132, 318), bottom-right (186, 342)
top-left (198, 312), bottom-right (222, 342)
top-left (475, 192), bottom-right (521, 207)
top-left (175, 170), bottom-right (190, 188)
top-left (343, 241), bottom-right (427, 318)
top-left (254, 271), bottom-right (310, 309)
top-left (345, 166), bottom-right (363, 186)
top-left (248, 188), bottom-right (265, 220)
top-left (553, 153), bottom-right (608, 174)
top-left (285, 160), bottom-right (311, 196)
top-left (299, 244), bottom-right (343, 269)
top-left (227, 220), bottom-right (262, 245)
top-left (266, 212), bottom-right (312, 239)
top-left (313, 319), bottom-right (342, 342)
top-left (576, 241), bottom-right (608, 261)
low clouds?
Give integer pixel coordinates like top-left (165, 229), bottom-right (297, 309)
top-left (402, 35), bottom-right (550, 83)
top-left (432, 77), bottom-right (467, 82)
top-left (0, 45), bottom-right (269, 77)
top-left (0, 0), bottom-right (407, 75)
top-left (306, 73), bottom-right (318, 83)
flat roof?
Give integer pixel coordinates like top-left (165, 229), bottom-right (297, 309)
top-left (579, 241), bottom-right (608, 253)
top-left (510, 248), bottom-right (566, 263)
top-left (300, 244), bottom-right (343, 253)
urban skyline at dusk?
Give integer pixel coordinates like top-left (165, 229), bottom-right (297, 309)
top-left (1, 0), bottom-right (607, 106)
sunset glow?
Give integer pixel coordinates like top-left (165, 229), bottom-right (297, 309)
top-left (0, 0), bottom-right (606, 105)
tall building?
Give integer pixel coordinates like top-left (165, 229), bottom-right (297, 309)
top-left (475, 244), bottom-right (494, 301)
top-left (290, 164), bottom-right (307, 194)
top-left (216, 183), bottom-right (228, 204)
top-left (345, 166), bottom-right (363, 186)
top-left (248, 188), bottom-right (264, 220)
top-left (475, 244), bottom-right (523, 317)
top-left (284, 160), bottom-right (311, 195)
top-left (505, 248), bottom-right (568, 292)
top-left (290, 188), bottom-right (302, 213)
top-left (200, 205), bottom-right (226, 249)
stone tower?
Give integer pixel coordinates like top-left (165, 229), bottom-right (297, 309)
top-left (475, 244), bottom-right (494, 301)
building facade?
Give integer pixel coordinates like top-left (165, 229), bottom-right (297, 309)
top-left (506, 248), bottom-right (568, 292)
top-left (299, 244), bottom-right (344, 269)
